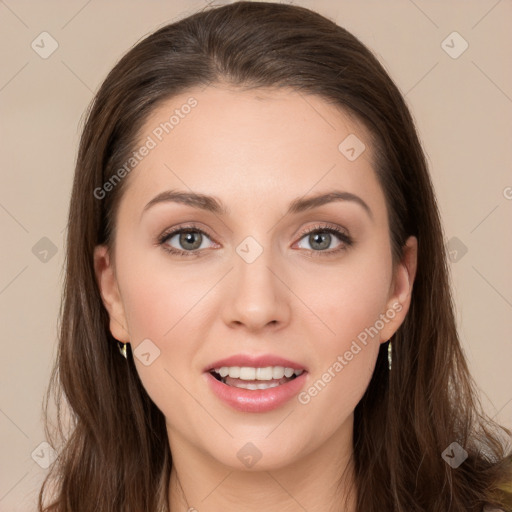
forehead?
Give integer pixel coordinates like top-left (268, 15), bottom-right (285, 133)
top-left (118, 85), bottom-right (386, 222)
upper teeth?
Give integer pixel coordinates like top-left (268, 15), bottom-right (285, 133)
top-left (214, 366), bottom-right (304, 380)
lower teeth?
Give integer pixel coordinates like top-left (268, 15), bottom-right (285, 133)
top-left (219, 375), bottom-right (296, 390)
top-left (224, 380), bottom-right (282, 390)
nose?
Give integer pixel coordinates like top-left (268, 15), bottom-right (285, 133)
top-left (221, 244), bottom-right (291, 332)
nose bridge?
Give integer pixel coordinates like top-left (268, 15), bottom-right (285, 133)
top-left (235, 233), bottom-right (277, 301)
top-left (224, 232), bottom-right (289, 329)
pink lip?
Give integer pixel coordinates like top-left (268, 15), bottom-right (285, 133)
top-left (204, 370), bottom-right (308, 413)
top-left (204, 354), bottom-right (307, 372)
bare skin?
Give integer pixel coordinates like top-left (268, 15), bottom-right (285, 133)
top-left (94, 85), bottom-right (417, 511)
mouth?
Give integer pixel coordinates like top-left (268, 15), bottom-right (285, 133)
top-left (204, 365), bottom-right (309, 413)
top-left (203, 355), bottom-right (308, 412)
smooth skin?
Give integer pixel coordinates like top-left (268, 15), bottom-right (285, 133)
top-left (94, 85), bottom-right (417, 512)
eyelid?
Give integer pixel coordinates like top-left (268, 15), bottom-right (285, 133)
top-left (156, 223), bottom-right (218, 256)
top-left (293, 223), bottom-right (353, 256)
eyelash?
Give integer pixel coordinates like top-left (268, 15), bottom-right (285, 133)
top-left (157, 222), bottom-right (353, 258)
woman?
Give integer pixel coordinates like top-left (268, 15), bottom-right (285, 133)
top-left (38, 2), bottom-right (512, 511)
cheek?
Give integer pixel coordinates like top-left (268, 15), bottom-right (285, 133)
top-left (118, 265), bottom-right (203, 422)
top-left (293, 247), bottom-right (392, 415)
top-left (295, 283), bottom-right (387, 439)
top-left (114, 247), bottom-right (208, 399)
top-left (297, 246), bottom-right (393, 348)
top-left (118, 248), bottom-right (209, 343)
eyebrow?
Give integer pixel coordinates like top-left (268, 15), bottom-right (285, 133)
top-left (141, 189), bottom-right (373, 221)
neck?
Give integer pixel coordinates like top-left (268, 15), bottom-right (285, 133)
top-left (167, 415), bottom-right (357, 512)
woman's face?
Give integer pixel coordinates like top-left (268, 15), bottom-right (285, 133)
top-left (94, 85), bottom-right (416, 471)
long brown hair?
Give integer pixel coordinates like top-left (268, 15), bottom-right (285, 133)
top-left (39, 2), bottom-right (512, 511)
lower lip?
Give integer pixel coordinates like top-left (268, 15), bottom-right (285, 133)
top-left (204, 371), bottom-right (308, 413)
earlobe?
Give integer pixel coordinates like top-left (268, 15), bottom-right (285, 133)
top-left (379, 236), bottom-right (418, 343)
top-left (93, 244), bottom-right (130, 343)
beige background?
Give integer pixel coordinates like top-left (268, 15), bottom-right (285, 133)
top-left (1, 0), bottom-right (511, 509)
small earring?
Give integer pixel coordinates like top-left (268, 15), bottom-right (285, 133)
top-left (118, 341), bottom-right (128, 359)
top-left (388, 340), bottom-right (392, 371)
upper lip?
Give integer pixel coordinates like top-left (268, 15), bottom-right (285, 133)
top-left (204, 354), bottom-right (307, 373)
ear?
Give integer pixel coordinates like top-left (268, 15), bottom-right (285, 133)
top-left (93, 244), bottom-right (130, 343)
top-left (379, 236), bottom-right (418, 343)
